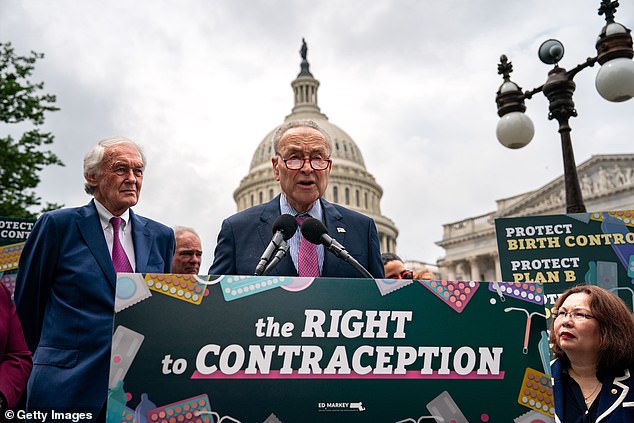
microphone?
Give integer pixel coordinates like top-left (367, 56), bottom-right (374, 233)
top-left (300, 217), bottom-right (373, 279)
top-left (262, 242), bottom-right (290, 275)
top-left (254, 214), bottom-right (298, 276)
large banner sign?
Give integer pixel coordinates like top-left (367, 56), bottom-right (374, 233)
top-left (0, 216), bottom-right (36, 297)
top-left (109, 275), bottom-right (553, 422)
top-left (495, 210), bottom-right (634, 310)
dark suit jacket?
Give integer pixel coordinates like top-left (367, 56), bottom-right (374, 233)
top-left (14, 200), bottom-right (174, 416)
top-left (208, 195), bottom-right (384, 278)
top-left (0, 283), bottom-right (32, 409)
top-left (552, 358), bottom-right (634, 422)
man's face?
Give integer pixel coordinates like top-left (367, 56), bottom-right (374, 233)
top-left (272, 126), bottom-right (331, 213)
top-left (87, 144), bottom-right (144, 216)
top-left (384, 259), bottom-right (407, 279)
top-left (171, 232), bottom-right (203, 274)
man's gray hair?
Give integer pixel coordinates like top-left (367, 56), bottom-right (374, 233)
top-left (271, 120), bottom-right (333, 156)
top-left (83, 136), bottom-right (145, 195)
top-left (173, 225), bottom-right (200, 240)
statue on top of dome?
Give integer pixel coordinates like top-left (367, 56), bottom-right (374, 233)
top-left (298, 38), bottom-right (312, 77)
top-left (300, 38), bottom-right (308, 60)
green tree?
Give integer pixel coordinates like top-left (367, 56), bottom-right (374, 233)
top-left (0, 41), bottom-right (64, 218)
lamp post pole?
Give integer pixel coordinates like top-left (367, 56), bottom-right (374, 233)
top-left (539, 61), bottom-right (597, 213)
top-left (495, 0), bottom-right (634, 214)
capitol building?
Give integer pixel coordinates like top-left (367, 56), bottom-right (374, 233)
top-left (436, 154), bottom-right (634, 281)
top-left (233, 41), bottom-right (398, 253)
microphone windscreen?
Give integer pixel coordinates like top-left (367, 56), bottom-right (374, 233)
top-left (300, 217), bottom-right (328, 245)
top-left (272, 214), bottom-right (299, 241)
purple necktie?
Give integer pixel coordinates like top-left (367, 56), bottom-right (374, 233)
top-left (110, 217), bottom-right (133, 273)
top-left (295, 216), bottom-right (319, 277)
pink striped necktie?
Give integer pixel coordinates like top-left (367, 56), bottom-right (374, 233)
top-left (295, 216), bottom-right (320, 277)
top-left (110, 217), bottom-right (133, 273)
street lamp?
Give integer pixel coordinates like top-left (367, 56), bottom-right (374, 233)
top-left (495, 0), bottom-right (634, 213)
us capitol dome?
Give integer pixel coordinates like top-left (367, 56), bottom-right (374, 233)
top-left (233, 40), bottom-right (398, 253)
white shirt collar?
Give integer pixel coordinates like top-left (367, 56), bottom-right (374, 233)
top-left (279, 195), bottom-right (323, 220)
top-left (93, 199), bottom-right (131, 230)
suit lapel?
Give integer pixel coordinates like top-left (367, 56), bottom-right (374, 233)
top-left (596, 369), bottom-right (630, 420)
top-left (77, 201), bottom-right (117, 286)
top-left (130, 209), bottom-right (151, 273)
top-left (320, 199), bottom-right (346, 276)
top-left (551, 359), bottom-right (565, 423)
top-left (259, 196), bottom-right (298, 276)
top-left (258, 200), bottom-right (277, 255)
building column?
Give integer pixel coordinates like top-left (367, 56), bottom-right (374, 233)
top-left (491, 251), bottom-right (501, 281)
top-left (455, 262), bottom-right (465, 280)
top-left (468, 256), bottom-right (481, 281)
top-left (441, 260), bottom-right (456, 281)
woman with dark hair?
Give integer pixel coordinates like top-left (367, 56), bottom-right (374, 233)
top-left (550, 284), bottom-right (634, 422)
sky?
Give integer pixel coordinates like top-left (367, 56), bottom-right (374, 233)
top-left (1, 0), bottom-right (633, 272)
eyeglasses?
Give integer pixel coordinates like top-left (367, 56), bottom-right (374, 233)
top-left (400, 270), bottom-right (413, 279)
top-left (553, 310), bottom-right (594, 321)
top-left (388, 269), bottom-right (413, 280)
top-left (281, 157), bottom-right (332, 170)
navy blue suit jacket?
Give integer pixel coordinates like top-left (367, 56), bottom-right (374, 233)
top-left (14, 201), bottom-right (175, 416)
top-left (552, 358), bottom-right (634, 422)
top-left (208, 196), bottom-right (384, 278)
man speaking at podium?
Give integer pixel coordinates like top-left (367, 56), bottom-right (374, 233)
top-left (208, 120), bottom-right (383, 278)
